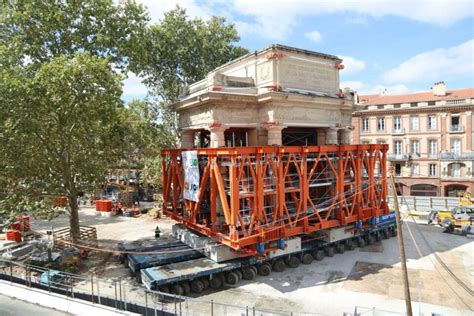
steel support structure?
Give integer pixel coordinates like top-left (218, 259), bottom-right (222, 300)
top-left (161, 145), bottom-right (389, 254)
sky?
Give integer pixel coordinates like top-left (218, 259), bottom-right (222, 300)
top-left (122, 0), bottom-right (474, 101)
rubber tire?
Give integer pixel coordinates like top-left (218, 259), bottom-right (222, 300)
top-left (375, 232), bottom-right (382, 242)
top-left (391, 228), bottom-right (397, 237)
top-left (242, 268), bottom-right (257, 280)
top-left (382, 229), bottom-right (389, 239)
top-left (272, 260), bottom-right (286, 272)
top-left (301, 253), bottom-right (313, 265)
top-left (335, 243), bottom-right (345, 254)
top-left (158, 286), bottom-right (169, 293)
top-left (201, 278), bottom-right (210, 289)
top-left (250, 266), bottom-right (258, 276)
top-left (235, 269), bottom-right (243, 282)
top-left (287, 256), bottom-right (300, 268)
top-left (181, 282), bottom-right (191, 295)
top-left (171, 283), bottom-right (184, 296)
top-left (314, 249), bottom-right (325, 261)
top-left (190, 279), bottom-right (204, 294)
top-left (209, 276), bottom-right (223, 289)
top-left (258, 264), bottom-right (271, 276)
top-left (367, 235), bottom-right (375, 245)
top-left (326, 247), bottom-right (335, 257)
top-left (345, 240), bottom-right (355, 251)
top-left (226, 272), bottom-right (239, 285)
top-left (358, 238), bottom-right (366, 248)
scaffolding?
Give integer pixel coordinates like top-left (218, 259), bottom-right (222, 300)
top-left (161, 145), bottom-right (389, 253)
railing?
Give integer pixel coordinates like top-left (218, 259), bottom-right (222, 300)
top-left (0, 259), bottom-right (321, 316)
top-left (387, 153), bottom-right (408, 161)
top-left (391, 127), bottom-right (405, 135)
top-left (449, 125), bottom-right (464, 132)
top-left (440, 151), bottom-right (474, 160)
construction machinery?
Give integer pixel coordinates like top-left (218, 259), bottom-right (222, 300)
top-left (124, 144), bottom-right (398, 295)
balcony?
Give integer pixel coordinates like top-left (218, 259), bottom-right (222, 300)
top-left (387, 153), bottom-right (409, 161)
top-left (449, 125), bottom-right (464, 133)
top-left (391, 127), bottom-right (405, 135)
top-left (440, 151), bottom-right (474, 161)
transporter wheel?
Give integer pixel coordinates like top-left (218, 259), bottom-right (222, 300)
top-left (242, 267), bottom-right (257, 280)
top-left (313, 249), bottom-right (325, 261)
top-left (258, 264), bottom-right (271, 276)
top-left (325, 247), bottom-right (335, 257)
top-left (382, 229), bottom-right (389, 239)
top-left (357, 238), bottom-right (366, 248)
top-left (190, 279), bottom-right (204, 294)
top-left (235, 269), bottom-right (243, 282)
top-left (287, 256), bottom-right (301, 268)
top-left (171, 283), bottom-right (184, 296)
top-left (272, 259), bottom-right (286, 272)
top-left (158, 285), bottom-right (169, 294)
top-left (391, 228), bottom-right (397, 237)
top-left (375, 232), bottom-right (382, 242)
top-left (301, 253), bottom-right (313, 265)
top-left (181, 281), bottom-right (191, 295)
top-left (366, 235), bottom-right (375, 245)
top-left (201, 278), bottom-right (210, 289)
top-left (135, 272), bottom-right (142, 283)
top-left (345, 240), bottom-right (355, 251)
top-left (209, 275), bottom-right (223, 289)
top-left (226, 272), bottom-right (239, 285)
top-left (335, 243), bottom-right (345, 254)
top-left (250, 266), bottom-right (258, 276)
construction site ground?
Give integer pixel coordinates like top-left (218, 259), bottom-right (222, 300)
top-left (29, 205), bottom-right (473, 315)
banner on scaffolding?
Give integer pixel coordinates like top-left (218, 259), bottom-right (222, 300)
top-left (182, 150), bottom-right (200, 202)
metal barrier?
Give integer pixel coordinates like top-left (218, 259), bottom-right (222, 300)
top-left (0, 259), bottom-right (323, 315)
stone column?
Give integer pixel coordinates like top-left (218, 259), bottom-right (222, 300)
top-left (325, 128), bottom-right (338, 145)
top-left (339, 128), bottom-right (352, 145)
top-left (209, 126), bottom-right (226, 148)
top-left (180, 130), bottom-right (195, 149)
top-left (266, 125), bottom-right (284, 146)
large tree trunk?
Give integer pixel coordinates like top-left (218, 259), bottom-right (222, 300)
top-left (68, 189), bottom-right (80, 242)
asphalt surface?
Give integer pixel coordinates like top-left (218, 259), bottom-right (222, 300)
top-left (0, 294), bottom-right (70, 316)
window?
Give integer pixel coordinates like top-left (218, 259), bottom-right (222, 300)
top-left (377, 105), bottom-right (384, 110)
top-left (395, 164), bottom-right (402, 176)
top-left (428, 101), bottom-right (435, 106)
top-left (451, 163), bottom-right (461, 177)
top-left (377, 139), bottom-right (386, 144)
top-left (451, 114), bottom-right (461, 131)
top-left (411, 140), bottom-right (419, 156)
top-left (429, 164), bottom-right (437, 176)
top-left (393, 104), bottom-right (401, 109)
top-left (410, 116), bottom-right (419, 131)
top-left (428, 115), bottom-right (437, 130)
top-left (447, 99), bottom-right (464, 105)
top-left (377, 117), bottom-right (385, 131)
top-left (410, 102), bottom-right (418, 107)
top-left (362, 118), bottom-right (369, 132)
top-left (451, 139), bottom-right (461, 154)
top-left (410, 184), bottom-right (437, 196)
top-left (393, 116), bottom-right (402, 130)
top-left (429, 140), bottom-right (437, 156)
top-left (411, 164), bottom-right (419, 176)
top-left (362, 140), bottom-right (370, 145)
top-left (394, 140), bottom-right (402, 155)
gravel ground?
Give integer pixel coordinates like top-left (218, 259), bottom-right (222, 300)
top-left (28, 208), bottom-right (474, 315)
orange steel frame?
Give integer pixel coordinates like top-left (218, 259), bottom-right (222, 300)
top-left (161, 144), bottom-right (389, 253)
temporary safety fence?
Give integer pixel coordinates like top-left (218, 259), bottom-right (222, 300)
top-left (0, 259), bottom-right (325, 316)
top-left (161, 145), bottom-right (390, 253)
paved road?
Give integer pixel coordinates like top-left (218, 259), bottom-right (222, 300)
top-left (0, 294), bottom-right (70, 315)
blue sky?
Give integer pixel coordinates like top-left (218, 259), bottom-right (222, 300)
top-left (122, 0), bottom-right (474, 101)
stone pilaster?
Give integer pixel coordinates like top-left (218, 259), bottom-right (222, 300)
top-left (325, 128), bottom-right (338, 145)
top-left (265, 125), bottom-right (284, 145)
top-left (339, 128), bottom-right (352, 145)
top-left (180, 130), bottom-right (195, 149)
top-left (208, 126), bottom-right (226, 148)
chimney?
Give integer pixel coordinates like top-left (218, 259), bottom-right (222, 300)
top-left (432, 81), bottom-right (446, 96)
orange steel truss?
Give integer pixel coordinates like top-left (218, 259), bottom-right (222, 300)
top-left (161, 145), bottom-right (389, 253)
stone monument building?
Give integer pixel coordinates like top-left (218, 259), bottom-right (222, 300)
top-left (172, 44), bottom-right (354, 148)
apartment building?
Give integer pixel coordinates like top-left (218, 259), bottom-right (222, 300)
top-left (352, 82), bottom-right (474, 197)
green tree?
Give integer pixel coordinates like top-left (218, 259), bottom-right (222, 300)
top-left (0, 53), bottom-right (123, 240)
top-left (132, 6), bottom-right (248, 147)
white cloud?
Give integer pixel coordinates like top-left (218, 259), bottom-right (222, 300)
top-left (338, 55), bottom-right (366, 75)
top-left (341, 81), bottom-right (410, 95)
top-left (305, 30), bottom-right (322, 43)
top-left (122, 73), bottom-right (148, 100)
top-left (136, 0), bottom-right (212, 22)
top-left (383, 39), bottom-right (474, 84)
top-left (231, 0), bottom-right (473, 40)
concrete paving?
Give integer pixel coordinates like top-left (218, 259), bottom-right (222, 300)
top-left (0, 294), bottom-right (69, 315)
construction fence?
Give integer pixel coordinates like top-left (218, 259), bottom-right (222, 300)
top-left (387, 196), bottom-right (459, 212)
top-left (0, 259), bottom-right (322, 316)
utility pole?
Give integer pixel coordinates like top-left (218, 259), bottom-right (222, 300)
top-left (389, 171), bottom-right (413, 316)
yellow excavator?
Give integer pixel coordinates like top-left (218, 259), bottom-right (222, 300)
top-left (431, 192), bottom-right (473, 235)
